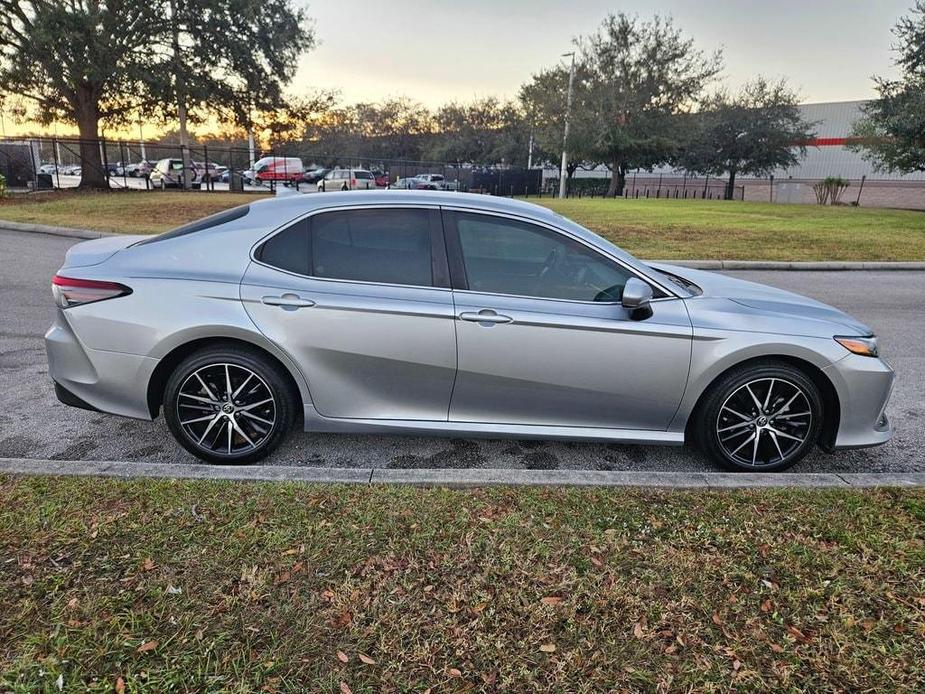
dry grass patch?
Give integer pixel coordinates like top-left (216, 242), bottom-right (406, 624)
top-left (1, 476), bottom-right (923, 692)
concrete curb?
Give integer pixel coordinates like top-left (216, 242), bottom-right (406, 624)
top-left (645, 259), bottom-right (925, 271)
top-left (2, 222), bottom-right (923, 270)
top-left (1, 458), bottom-right (923, 489)
top-left (0, 220), bottom-right (114, 239)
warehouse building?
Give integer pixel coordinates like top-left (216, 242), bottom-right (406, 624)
top-left (743, 100), bottom-right (925, 209)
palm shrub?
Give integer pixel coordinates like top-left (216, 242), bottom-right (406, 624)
top-left (812, 176), bottom-right (850, 205)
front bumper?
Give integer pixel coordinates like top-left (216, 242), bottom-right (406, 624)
top-left (824, 353), bottom-right (894, 450)
top-left (45, 310), bottom-right (157, 420)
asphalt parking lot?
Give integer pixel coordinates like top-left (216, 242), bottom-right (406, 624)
top-left (1, 228), bottom-right (922, 472)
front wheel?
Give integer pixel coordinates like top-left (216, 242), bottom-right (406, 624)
top-left (163, 346), bottom-right (296, 464)
top-left (694, 361), bottom-right (823, 472)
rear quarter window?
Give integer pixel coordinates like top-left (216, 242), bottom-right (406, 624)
top-left (135, 205), bottom-right (251, 246)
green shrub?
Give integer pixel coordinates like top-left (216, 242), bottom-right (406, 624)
top-left (813, 176), bottom-right (850, 205)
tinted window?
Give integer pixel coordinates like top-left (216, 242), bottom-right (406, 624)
top-left (136, 205), bottom-right (251, 246)
top-left (258, 219), bottom-right (310, 274)
top-left (453, 213), bottom-right (632, 302)
top-left (354, 171), bottom-right (373, 179)
top-left (312, 209), bottom-right (432, 286)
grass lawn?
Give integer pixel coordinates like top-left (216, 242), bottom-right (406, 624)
top-left (0, 191), bottom-right (267, 235)
top-left (2, 190), bottom-right (925, 260)
top-left (1, 476), bottom-right (923, 692)
top-left (533, 198), bottom-right (925, 261)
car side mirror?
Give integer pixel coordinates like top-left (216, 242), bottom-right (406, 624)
top-left (622, 278), bottom-right (653, 319)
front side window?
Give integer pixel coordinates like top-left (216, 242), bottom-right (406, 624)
top-left (311, 209), bottom-right (433, 286)
top-left (451, 212), bottom-right (633, 302)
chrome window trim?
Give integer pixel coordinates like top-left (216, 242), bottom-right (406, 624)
top-left (249, 203), bottom-right (450, 293)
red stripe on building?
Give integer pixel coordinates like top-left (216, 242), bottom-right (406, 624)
top-left (801, 137), bottom-right (866, 147)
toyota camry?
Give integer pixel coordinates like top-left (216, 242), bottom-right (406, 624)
top-left (45, 191), bottom-right (894, 471)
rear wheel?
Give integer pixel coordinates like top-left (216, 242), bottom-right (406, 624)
top-left (163, 346), bottom-right (296, 464)
top-left (694, 361), bottom-right (823, 472)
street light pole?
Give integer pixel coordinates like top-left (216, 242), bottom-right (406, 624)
top-left (558, 51), bottom-right (576, 199)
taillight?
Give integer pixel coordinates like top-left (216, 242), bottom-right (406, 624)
top-left (351, 178), bottom-right (356, 186)
top-left (52, 275), bottom-right (132, 308)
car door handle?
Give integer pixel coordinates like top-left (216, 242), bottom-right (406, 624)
top-left (459, 310), bottom-right (513, 324)
top-left (261, 293), bottom-right (315, 309)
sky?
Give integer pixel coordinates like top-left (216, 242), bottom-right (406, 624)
top-left (295, 0), bottom-right (910, 107)
top-left (1, 0), bottom-right (912, 136)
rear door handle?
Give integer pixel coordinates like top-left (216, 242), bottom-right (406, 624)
top-left (261, 293), bottom-right (315, 309)
top-left (459, 310), bottom-right (513, 325)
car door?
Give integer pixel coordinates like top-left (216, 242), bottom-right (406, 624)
top-left (241, 206), bottom-right (457, 421)
top-left (444, 209), bottom-right (692, 430)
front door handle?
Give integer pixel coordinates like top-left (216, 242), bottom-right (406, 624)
top-left (261, 293), bottom-right (315, 309)
top-left (459, 309), bottom-right (513, 325)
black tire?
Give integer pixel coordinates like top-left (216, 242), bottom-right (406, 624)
top-left (163, 346), bottom-right (297, 464)
top-left (694, 360), bottom-right (823, 472)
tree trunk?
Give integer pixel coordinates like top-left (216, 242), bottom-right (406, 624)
top-left (74, 90), bottom-right (108, 190)
top-left (606, 160), bottom-right (626, 197)
top-left (724, 169), bottom-right (737, 201)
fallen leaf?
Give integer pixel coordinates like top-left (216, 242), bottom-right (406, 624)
top-left (115, 676), bottom-right (126, 694)
top-left (136, 640), bottom-right (158, 653)
top-left (166, 585), bottom-right (182, 595)
top-left (336, 650), bottom-right (349, 663)
top-left (448, 668), bottom-right (462, 677)
top-left (589, 555), bottom-right (603, 567)
top-left (733, 659), bottom-right (742, 671)
top-left (760, 599), bottom-right (772, 613)
top-left (540, 596), bottom-right (563, 606)
top-left (712, 613), bottom-right (723, 626)
top-left (339, 683), bottom-right (352, 694)
top-left (770, 643), bottom-right (783, 653)
top-left (142, 558), bottom-right (155, 571)
top-left (539, 643), bottom-right (556, 653)
top-left (274, 571), bottom-right (291, 585)
top-left (66, 597), bottom-right (79, 609)
top-left (633, 621), bottom-right (645, 639)
top-left (358, 653), bottom-right (375, 665)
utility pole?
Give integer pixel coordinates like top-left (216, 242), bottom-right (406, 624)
top-left (169, 0), bottom-right (192, 189)
top-left (558, 51), bottom-right (576, 199)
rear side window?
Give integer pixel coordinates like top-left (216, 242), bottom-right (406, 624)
top-left (136, 204), bottom-right (250, 246)
top-left (354, 171), bottom-right (373, 179)
top-left (312, 209), bottom-right (433, 286)
top-left (257, 219), bottom-right (310, 275)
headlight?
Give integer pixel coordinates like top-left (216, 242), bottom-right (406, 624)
top-left (834, 335), bottom-right (879, 358)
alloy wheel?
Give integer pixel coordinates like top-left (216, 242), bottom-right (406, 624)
top-left (175, 362), bottom-right (277, 456)
top-left (715, 377), bottom-right (812, 467)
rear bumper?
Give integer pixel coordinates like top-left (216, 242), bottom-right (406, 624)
top-left (45, 310), bottom-right (157, 420)
top-left (824, 354), bottom-right (894, 450)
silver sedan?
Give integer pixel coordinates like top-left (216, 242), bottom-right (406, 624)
top-left (45, 191), bottom-right (894, 471)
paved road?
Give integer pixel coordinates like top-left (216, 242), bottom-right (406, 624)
top-left (1, 229), bottom-right (922, 472)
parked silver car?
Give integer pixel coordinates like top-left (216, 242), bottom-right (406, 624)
top-left (45, 192), bottom-right (893, 470)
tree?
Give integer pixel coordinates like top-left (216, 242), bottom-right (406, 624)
top-left (678, 78), bottom-right (815, 200)
top-left (427, 97), bottom-right (528, 165)
top-left (520, 64), bottom-right (599, 177)
top-left (849, 1), bottom-right (925, 174)
top-left (0, 1), bottom-right (313, 189)
top-left (579, 13), bottom-right (723, 196)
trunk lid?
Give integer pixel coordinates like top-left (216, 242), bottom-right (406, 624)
top-left (60, 235), bottom-right (146, 269)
